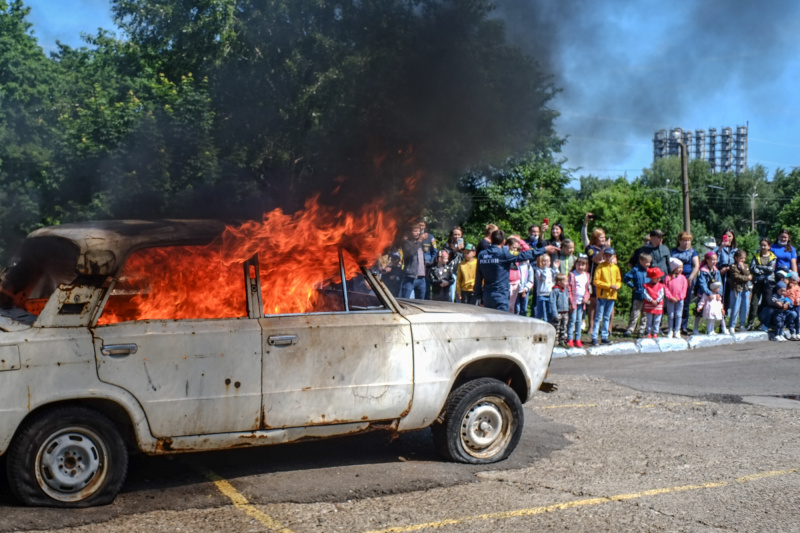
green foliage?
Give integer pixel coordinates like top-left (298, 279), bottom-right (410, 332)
top-left (2, 0), bottom-right (800, 279)
top-left (776, 195), bottom-right (800, 246)
top-left (0, 0), bottom-right (61, 254)
top-left (737, 231), bottom-right (762, 259)
top-left (458, 152), bottom-right (570, 239)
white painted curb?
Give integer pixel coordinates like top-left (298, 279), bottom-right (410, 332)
top-left (552, 331), bottom-right (769, 359)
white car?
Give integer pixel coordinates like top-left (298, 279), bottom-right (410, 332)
top-left (0, 220), bottom-right (555, 507)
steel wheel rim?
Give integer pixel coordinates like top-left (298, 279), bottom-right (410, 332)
top-left (459, 395), bottom-right (513, 459)
top-left (34, 426), bottom-right (109, 502)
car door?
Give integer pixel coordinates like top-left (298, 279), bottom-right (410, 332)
top-left (259, 268), bottom-right (413, 429)
top-left (93, 252), bottom-right (262, 438)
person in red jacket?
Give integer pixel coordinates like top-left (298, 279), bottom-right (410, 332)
top-left (643, 267), bottom-right (666, 338)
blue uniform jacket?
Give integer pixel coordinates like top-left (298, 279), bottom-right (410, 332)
top-left (623, 264), bottom-right (649, 300)
top-left (474, 246), bottom-right (537, 308)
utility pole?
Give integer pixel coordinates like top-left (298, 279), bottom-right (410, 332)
top-left (673, 129), bottom-right (691, 232)
top-left (748, 187), bottom-right (758, 233)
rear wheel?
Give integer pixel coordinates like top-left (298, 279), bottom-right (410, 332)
top-left (432, 377), bottom-right (523, 464)
top-left (6, 406), bottom-right (128, 507)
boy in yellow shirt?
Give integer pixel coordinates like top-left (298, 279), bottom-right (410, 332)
top-left (592, 248), bottom-right (621, 345)
top-left (457, 244), bottom-right (478, 304)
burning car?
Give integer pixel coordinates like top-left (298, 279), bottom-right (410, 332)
top-left (0, 219), bottom-right (554, 507)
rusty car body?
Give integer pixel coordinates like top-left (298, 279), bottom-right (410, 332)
top-left (0, 220), bottom-right (555, 507)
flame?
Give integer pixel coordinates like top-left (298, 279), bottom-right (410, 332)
top-left (98, 196), bottom-right (397, 324)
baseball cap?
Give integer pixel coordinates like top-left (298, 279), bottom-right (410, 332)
top-left (603, 247), bottom-right (616, 256)
top-left (649, 229), bottom-right (664, 238)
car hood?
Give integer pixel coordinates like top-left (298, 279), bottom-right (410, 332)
top-left (398, 299), bottom-right (546, 322)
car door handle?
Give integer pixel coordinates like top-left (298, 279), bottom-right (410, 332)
top-left (267, 335), bottom-right (298, 346)
top-left (101, 344), bottom-right (138, 356)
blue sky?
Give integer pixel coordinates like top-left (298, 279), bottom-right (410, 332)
top-left (23, 0), bottom-right (800, 183)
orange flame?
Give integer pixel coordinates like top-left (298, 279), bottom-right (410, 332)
top-left (98, 196), bottom-right (397, 324)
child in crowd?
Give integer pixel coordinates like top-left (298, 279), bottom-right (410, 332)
top-left (429, 249), bottom-right (456, 302)
top-left (591, 248), bottom-right (621, 345)
top-left (693, 252), bottom-right (723, 335)
top-left (664, 257), bottom-right (688, 338)
top-left (623, 252), bottom-right (652, 337)
top-left (456, 244), bottom-right (478, 304)
top-left (727, 249), bottom-right (752, 333)
top-left (644, 268), bottom-right (666, 339)
top-left (784, 273), bottom-right (800, 340)
top-left (381, 252), bottom-right (404, 297)
top-left (697, 281), bottom-right (727, 335)
top-left (549, 274), bottom-right (570, 345)
top-left (567, 255), bottom-right (591, 348)
top-left (534, 254), bottom-right (557, 321)
top-left (513, 239), bottom-right (535, 316)
top-left (643, 267), bottom-right (665, 338)
top-left (765, 281), bottom-right (792, 341)
top-left (557, 239), bottom-right (576, 275)
top-left (507, 237), bottom-right (523, 311)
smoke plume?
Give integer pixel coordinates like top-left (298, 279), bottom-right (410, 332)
top-left (492, 0), bottom-right (800, 172)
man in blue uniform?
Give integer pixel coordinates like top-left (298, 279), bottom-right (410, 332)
top-left (474, 230), bottom-right (539, 312)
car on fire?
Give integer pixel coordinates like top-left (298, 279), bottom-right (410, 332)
top-left (0, 220), bottom-right (555, 507)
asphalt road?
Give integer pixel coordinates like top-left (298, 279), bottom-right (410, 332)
top-left (551, 338), bottom-right (800, 407)
top-left (1, 339), bottom-right (798, 532)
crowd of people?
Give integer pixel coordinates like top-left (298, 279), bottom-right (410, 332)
top-left (379, 217), bottom-right (800, 344)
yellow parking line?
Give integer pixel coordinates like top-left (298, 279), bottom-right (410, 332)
top-left (201, 468), bottom-right (294, 533)
top-left (363, 468), bottom-right (798, 533)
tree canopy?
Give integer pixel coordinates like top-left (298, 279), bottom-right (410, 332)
top-left (0, 0), bottom-right (798, 275)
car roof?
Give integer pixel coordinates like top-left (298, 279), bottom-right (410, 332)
top-left (27, 220), bottom-right (227, 276)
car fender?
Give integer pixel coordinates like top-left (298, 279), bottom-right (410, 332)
top-left (0, 327), bottom-right (158, 456)
top-left (397, 311), bottom-right (553, 431)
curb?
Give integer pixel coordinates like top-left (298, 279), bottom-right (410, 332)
top-left (552, 331), bottom-right (769, 359)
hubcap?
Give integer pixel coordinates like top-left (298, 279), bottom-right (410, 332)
top-left (35, 427), bottom-right (109, 502)
top-left (460, 396), bottom-right (513, 459)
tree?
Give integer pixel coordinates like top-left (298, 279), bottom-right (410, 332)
top-left (457, 152), bottom-right (570, 240)
top-left (112, 0), bottom-right (561, 214)
top-left (54, 32), bottom-right (221, 220)
top-left (0, 0), bottom-right (62, 256)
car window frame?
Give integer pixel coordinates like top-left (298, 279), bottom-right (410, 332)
top-left (256, 248), bottom-right (397, 318)
top-left (90, 243), bottom-right (399, 324)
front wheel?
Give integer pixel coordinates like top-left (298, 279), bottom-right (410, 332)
top-left (432, 378), bottom-right (524, 464)
top-left (6, 406), bottom-right (128, 507)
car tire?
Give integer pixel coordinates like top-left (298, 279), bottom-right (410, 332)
top-left (432, 377), bottom-right (523, 464)
top-left (6, 405), bottom-right (128, 507)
